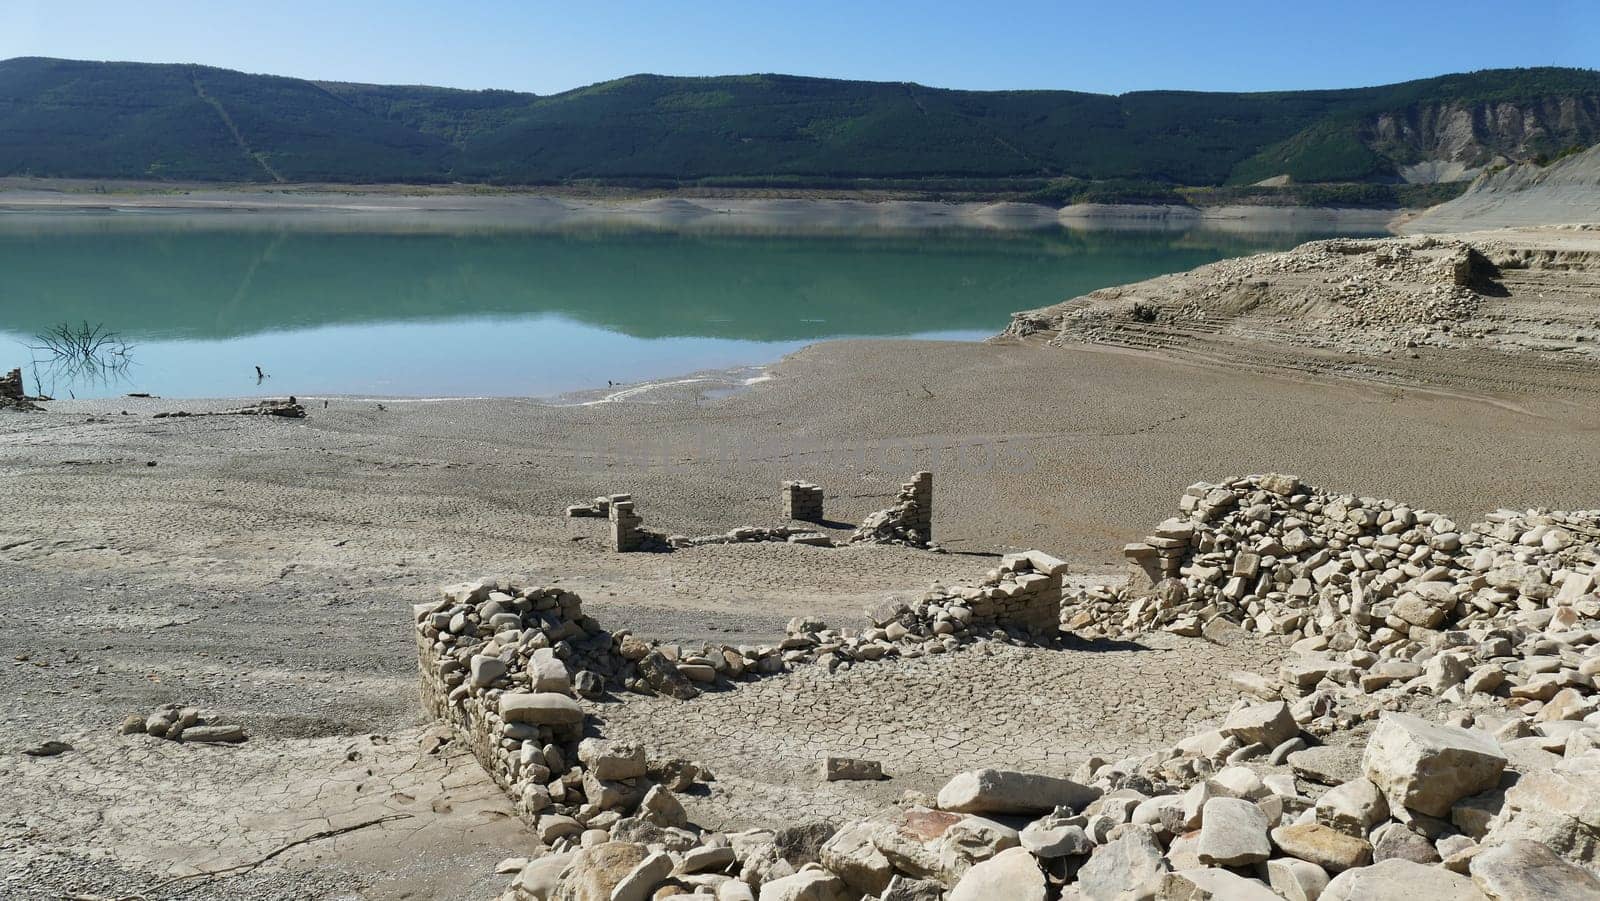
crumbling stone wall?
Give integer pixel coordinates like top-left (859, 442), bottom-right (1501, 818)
top-left (0, 367), bottom-right (40, 412)
top-left (609, 498), bottom-right (648, 552)
top-left (961, 551), bottom-right (1068, 635)
top-left (852, 471), bottom-right (933, 547)
top-left (415, 581), bottom-right (709, 833)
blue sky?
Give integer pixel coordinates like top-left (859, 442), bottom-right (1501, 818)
top-left (5, 1), bottom-right (1596, 95)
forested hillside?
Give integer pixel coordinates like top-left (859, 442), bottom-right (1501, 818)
top-left (2, 57), bottom-right (1596, 191)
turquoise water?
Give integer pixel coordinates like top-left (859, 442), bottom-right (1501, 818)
top-left (0, 215), bottom-right (1372, 399)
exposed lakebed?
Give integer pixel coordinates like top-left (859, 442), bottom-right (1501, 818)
top-left (0, 212), bottom-right (1376, 399)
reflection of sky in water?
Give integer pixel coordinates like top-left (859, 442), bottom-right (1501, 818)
top-left (0, 220), bottom-right (1377, 399)
top-left (0, 320), bottom-right (986, 400)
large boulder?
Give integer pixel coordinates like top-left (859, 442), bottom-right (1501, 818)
top-left (529, 647), bottom-right (572, 693)
top-left (1322, 859), bottom-right (1488, 900)
top-left (947, 846), bottom-right (1045, 901)
top-left (1362, 714), bottom-right (1506, 818)
top-left (1484, 751), bottom-right (1600, 872)
top-left (1474, 839), bottom-right (1600, 900)
top-left (639, 650), bottom-right (699, 700)
top-left (818, 821), bottom-right (893, 896)
top-left (937, 815), bottom-right (1019, 879)
top-left (1158, 868), bottom-right (1281, 900)
top-left (609, 850), bottom-right (672, 901)
top-left (512, 851), bottom-right (574, 901)
top-left (1077, 825), bottom-right (1168, 901)
top-left (935, 768), bottom-right (1100, 815)
top-left (577, 738), bottom-right (646, 780)
top-left (1223, 701), bottom-right (1299, 747)
top-left (1271, 822), bottom-right (1373, 872)
top-left (1317, 778), bottom-right (1390, 836)
top-left (756, 867), bottom-right (850, 901)
top-left (1196, 797), bottom-right (1271, 866)
top-left (553, 842), bottom-right (649, 901)
top-left (1469, 839), bottom-right (1600, 900)
top-left (1267, 858), bottom-right (1331, 901)
top-left (1019, 811), bottom-right (1093, 859)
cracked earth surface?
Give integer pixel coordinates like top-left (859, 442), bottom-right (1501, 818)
top-left (596, 634), bottom-right (1278, 828)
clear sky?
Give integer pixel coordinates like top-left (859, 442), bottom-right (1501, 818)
top-left (5, 0), bottom-right (1597, 96)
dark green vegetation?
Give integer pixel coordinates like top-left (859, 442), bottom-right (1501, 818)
top-left (2, 57), bottom-right (1597, 197)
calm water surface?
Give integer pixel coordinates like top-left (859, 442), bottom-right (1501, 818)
top-left (0, 215), bottom-right (1375, 399)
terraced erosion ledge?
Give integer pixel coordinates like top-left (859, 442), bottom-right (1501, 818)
top-left (414, 473), bottom-right (1600, 901)
top-left (1003, 226), bottom-right (1600, 399)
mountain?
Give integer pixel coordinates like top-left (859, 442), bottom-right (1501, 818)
top-left (2, 57), bottom-right (1598, 189)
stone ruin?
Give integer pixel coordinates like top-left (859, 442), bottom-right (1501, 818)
top-left (566, 473), bottom-right (940, 554)
top-left (0, 367), bottom-right (40, 412)
top-left (851, 471), bottom-right (933, 548)
top-left (781, 481), bottom-right (825, 523)
top-left (564, 494), bottom-right (626, 519)
top-left (608, 496), bottom-right (658, 553)
top-left (411, 553), bottom-right (1073, 894)
top-left (437, 472), bottom-right (1600, 901)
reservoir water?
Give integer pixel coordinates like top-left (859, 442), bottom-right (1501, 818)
top-left (0, 213), bottom-right (1376, 399)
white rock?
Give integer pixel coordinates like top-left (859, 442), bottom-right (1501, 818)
top-left (1468, 838), bottom-right (1600, 900)
top-left (1158, 867), bottom-right (1281, 899)
top-left (936, 769), bottom-right (1100, 815)
top-left (1362, 713), bottom-right (1506, 817)
top-left (1196, 797), bottom-right (1271, 866)
top-left (610, 850), bottom-right (673, 901)
top-left (1322, 858), bottom-right (1487, 900)
top-left (499, 692), bottom-right (584, 726)
top-left (947, 846), bottom-right (1045, 901)
top-left (1077, 826), bottom-right (1168, 901)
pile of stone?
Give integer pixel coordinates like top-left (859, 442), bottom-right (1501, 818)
top-left (852, 472), bottom-right (934, 549)
top-left (564, 494), bottom-right (626, 519)
top-left (1082, 473), bottom-right (1599, 651)
top-left (420, 553), bottom-right (1065, 719)
top-left (1008, 236), bottom-right (1493, 359)
top-left (0, 367), bottom-right (41, 412)
top-left (667, 526), bottom-right (834, 549)
top-left (117, 704), bottom-right (247, 743)
top-left (415, 581), bottom-right (709, 831)
top-left (782, 481), bottom-right (825, 523)
top-left (152, 398), bottom-right (306, 419)
top-left (492, 698), bottom-right (1599, 901)
top-left (468, 496), bottom-right (1598, 899)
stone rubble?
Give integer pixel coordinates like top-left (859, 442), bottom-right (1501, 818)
top-left (152, 398), bottom-right (307, 419)
top-left (573, 474), bottom-right (940, 553)
top-left (1008, 236), bottom-right (1504, 359)
top-left (852, 472), bottom-right (934, 549)
top-left (453, 473), bottom-right (1599, 901)
top-left (117, 703), bottom-right (248, 743)
top-left (1, 366), bottom-right (43, 412)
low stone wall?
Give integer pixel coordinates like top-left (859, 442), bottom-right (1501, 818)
top-left (945, 550), bottom-right (1067, 636)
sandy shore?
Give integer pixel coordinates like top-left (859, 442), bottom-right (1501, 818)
top-left (3, 225), bottom-right (1598, 896)
top-left (0, 184), bottom-right (1400, 234)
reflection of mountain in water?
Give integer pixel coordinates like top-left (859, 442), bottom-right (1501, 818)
top-left (0, 225), bottom-right (1346, 343)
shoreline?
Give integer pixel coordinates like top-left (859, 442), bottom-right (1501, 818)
top-left (0, 184), bottom-right (1404, 234)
